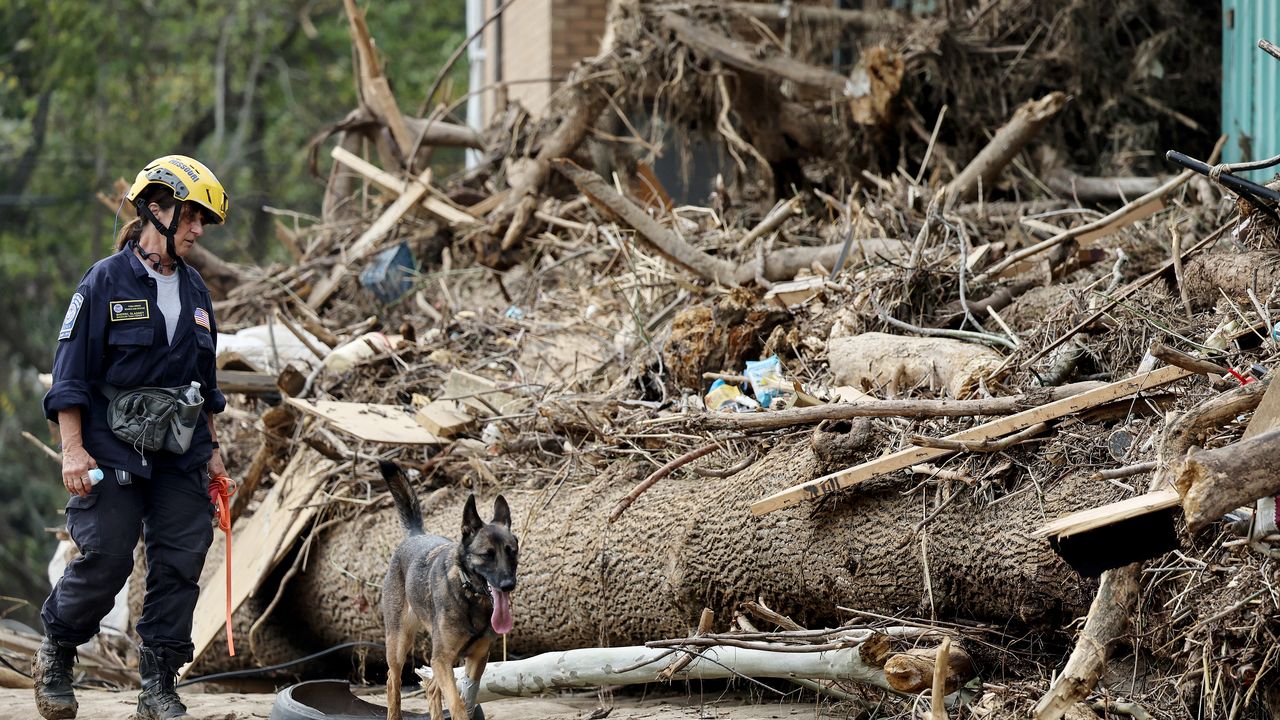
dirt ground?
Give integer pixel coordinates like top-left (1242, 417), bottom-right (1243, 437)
top-left (0, 686), bottom-right (831, 720)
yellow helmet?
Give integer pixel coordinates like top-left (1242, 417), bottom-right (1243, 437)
top-left (126, 155), bottom-right (229, 224)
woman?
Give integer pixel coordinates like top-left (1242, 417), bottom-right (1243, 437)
top-left (34, 155), bottom-right (230, 720)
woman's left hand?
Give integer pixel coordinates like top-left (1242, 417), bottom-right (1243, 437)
top-left (208, 448), bottom-right (227, 480)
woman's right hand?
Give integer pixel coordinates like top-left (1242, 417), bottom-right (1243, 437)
top-left (61, 445), bottom-right (99, 497)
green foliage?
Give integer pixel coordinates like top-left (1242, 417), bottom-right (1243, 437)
top-left (0, 0), bottom-right (466, 630)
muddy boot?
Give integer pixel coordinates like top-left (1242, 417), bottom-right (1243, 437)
top-left (31, 636), bottom-right (78, 720)
top-left (135, 646), bottom-right (192, 720)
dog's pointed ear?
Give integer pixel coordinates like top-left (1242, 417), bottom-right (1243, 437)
top-left (492, 495), bottom-right (511, 528)
top-left (462, 494), bottom-right (483, 541)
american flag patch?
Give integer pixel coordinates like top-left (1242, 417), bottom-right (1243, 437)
top-left (194, 307), bottom-right (211, 331)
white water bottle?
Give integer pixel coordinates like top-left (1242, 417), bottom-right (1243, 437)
top-left (87, 469), bottom-right (104, 485)
top-left (181, 381), bottom-right (203, 405)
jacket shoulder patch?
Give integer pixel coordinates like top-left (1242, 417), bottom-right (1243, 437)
top-left (58, 293), bottom-right (84, 341)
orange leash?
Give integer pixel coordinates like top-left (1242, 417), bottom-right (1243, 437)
top-left (209, 474), bottom-right (237, 656)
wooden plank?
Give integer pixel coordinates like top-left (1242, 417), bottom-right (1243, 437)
top-left (182, 448), bottom-right (334, 676)
top-left (764, 276), bottom-right (824, 309)
top-left (1075, 196), bottom-right (1165, 246)
top-left (1242, 378), bottom-right (1280, 439)
top-left (750, 364), bottom-right (1193, 515)
top-left (442, 369), bottom-right (525, 416)
top-left (415, 399), bottom-right (476, 437)
top-left (1031, 489), bottom-right (1179, 539)
top-left (284, 397), bottom-right (444, 445)
top-left (347, 165), bottom-right (433, 259)
top-left (307, 161), bottom-right (432, 310)
top-left (331, 146), bottom-right (477, 226)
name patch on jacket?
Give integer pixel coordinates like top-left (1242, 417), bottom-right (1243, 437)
top-left (109, 300), bottom-right (150, 322)
top-left (58, 293), bottom-right (84, 340)
top-left (194, 307), bottom-right (211, 331)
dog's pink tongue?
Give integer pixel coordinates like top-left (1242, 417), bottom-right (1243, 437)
top-left (489, 587), bottom-right (513, 635)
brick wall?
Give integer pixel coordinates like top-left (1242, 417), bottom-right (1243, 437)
top-left (551, 0), bottom-right (608, 80)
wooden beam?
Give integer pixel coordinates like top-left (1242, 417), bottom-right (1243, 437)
top-left (308, 160), bottom-right (435, 309)
top-left (331, 145), bottom-right (476, 226)
top-left (750, 364), bottom-right (1193, 516)
top-left (1030, 489), bottom-right (1180, 540)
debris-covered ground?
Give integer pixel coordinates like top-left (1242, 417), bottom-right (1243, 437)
top-left (7, 1), bottom-right (1280, 718)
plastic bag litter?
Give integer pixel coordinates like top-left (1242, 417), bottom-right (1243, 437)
top-left (705, 379), bottom-right (760, 412)
top-left (744, 356), bottom-right (794, 410)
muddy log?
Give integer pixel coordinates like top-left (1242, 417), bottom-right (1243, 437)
top-left (1181, 251), bottom-right (1280, 308)
top-left (281, 440), bottom-right (1111, 659)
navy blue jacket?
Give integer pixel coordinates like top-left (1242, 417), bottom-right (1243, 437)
top-left (44, 247), bottom-right (225, 479)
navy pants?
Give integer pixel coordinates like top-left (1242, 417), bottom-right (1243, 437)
top-left (41, 464), bottom-right (214, 664)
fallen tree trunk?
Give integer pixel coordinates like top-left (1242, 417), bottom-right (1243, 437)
top-left (278, 438), bottom-right (1110, 665)
top-left (1181, 251), bottom-right (1280, 308)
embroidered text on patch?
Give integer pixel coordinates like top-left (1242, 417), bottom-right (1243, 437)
top-left (59, 293), bottom-right (84, 340)
top-left (109, 299), bottom-right (150, 322)
top-left (194, 307), bottom-right (211, 331)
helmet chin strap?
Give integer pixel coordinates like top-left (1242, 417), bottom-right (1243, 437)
top-left (134, 200), bottom-right (185, 271)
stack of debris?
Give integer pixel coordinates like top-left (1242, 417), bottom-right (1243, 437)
top-left (12, 1), bottom-right (1280, 718)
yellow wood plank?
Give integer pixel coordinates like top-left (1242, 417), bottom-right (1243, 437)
top-left (182, 448), bottom-right (334, 676)
top-left (1030, 489), bottom-right (1179, 539)
top-left (1242, 378), bottom-right (1280, 439)
top-left (285, 397), bottom-right (444, 445)
top-left (750, 364), bottom-right (1193, 516)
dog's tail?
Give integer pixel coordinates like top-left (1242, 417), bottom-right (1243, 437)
top-left (378, 461), bottom-right (424, 535)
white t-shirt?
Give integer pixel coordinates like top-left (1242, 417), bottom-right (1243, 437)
top-left (143, 263), bottom-right (181, 344)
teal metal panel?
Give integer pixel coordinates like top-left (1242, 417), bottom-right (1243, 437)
top-left (1222, 0), bottom-right (1280, 180)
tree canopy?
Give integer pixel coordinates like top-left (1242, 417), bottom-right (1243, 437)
top-left (0, 0), bottom-right (466, 627)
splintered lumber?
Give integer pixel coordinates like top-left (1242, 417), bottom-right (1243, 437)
top-left (284, 397), bottom-right (444, 445)
top-left (342, 0), bottom-right (413, 161)
top-left (427, 643), bottom-right (902, 702)
top-left (979, 136), bottom-right (1225, 287)
top-left (308, 163), bottom-right (434, 309)
top-left (330, 146), bottom-right (476, 226)
top-left (750, 364), bottom-right (1193, 515)
top-left (441, 368), bottom-right (525, 416)
top-left (183, 448), bottom-right (335, 676)
top-left (944, 92), bottom-right (1068, 206)
top-left (1176, 425), bottom-right (1280, 531)
top-left (1034, 377), bottom-right (1269, 541)
top-left (1032, 565), bottom-right (1141, 720)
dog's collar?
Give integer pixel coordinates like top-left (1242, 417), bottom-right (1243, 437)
top-left (459, 568), bottom-right (489, 600)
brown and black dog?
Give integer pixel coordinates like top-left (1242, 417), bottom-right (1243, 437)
top-left (378, 461), bottom-right (519, 720)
